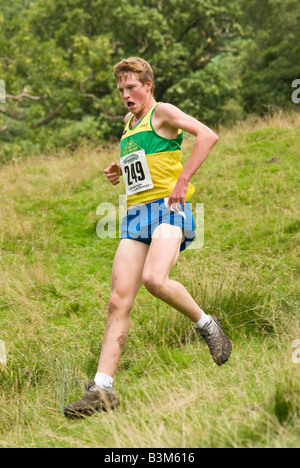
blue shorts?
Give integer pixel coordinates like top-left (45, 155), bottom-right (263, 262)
top-left (121, 198), bottom-right (195, 251)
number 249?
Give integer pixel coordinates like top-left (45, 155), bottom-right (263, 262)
top-left (124, 161), bottom-right (145, 186)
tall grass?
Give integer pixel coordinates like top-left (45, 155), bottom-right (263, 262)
top-left (0, 112), bottom-right (299, 447)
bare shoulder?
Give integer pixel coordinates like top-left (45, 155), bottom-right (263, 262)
top-left (154, 102), bottom-right (218, 139)
top-left (154, 102), bottom-right (190, 128)
top-left (155, 102), bottom-right (182, 121)
top-left (124, 112), bottom-right (131, 124)
top-left (153, 102), bottom-right (190, 131)
top-left (152, 103), bottom-right (183, 138)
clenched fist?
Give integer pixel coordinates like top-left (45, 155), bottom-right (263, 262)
top-left (104, 163), bottom-right (122, 186)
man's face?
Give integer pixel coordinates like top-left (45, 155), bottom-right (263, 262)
top-left (117, 73), bottom-right (152, 115)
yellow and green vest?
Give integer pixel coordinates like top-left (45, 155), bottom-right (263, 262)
top-left (120, 103), bottom-right (195, 206)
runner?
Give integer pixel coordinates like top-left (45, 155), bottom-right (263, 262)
top-left (64, 57), bottom-right (232, 419)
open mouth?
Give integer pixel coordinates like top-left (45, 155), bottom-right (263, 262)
top-left (127, 101), bottom-right (135, 109)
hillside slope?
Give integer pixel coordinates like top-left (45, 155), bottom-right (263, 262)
top-left (0, 112), bottom-right (299, 448)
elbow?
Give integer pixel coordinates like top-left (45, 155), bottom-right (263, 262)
top-left (199, 128), bottom-right (219, 145)
top-left (210, 131), bottom-right (219, 145)
top-left (195, 127), bottom-right (219, 146)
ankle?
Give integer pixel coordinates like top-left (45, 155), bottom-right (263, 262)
top-left (94, 372), bottom-right (114, 391)
top-left (193, 311), bottom-right (212, 329)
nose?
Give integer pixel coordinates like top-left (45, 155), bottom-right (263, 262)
top-left (123, 89), bottom-right (130, 100)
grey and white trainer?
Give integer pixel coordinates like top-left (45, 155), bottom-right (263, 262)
top-left (64, 381), bottom-right (120, 419)
top-left (196, 315), bottom-right (232, 366)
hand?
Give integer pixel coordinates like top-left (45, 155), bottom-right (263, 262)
top-left (167, 175), bottom-right (188, 212)
top-left (104, 163), bottom-right (122, 186)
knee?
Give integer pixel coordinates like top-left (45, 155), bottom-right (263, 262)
top-left (108, 293), bottom-right (119, 313)
top-left (108, 292), bottom-right (132, 316)
top-left (142, 273), bottom-right (165, 297)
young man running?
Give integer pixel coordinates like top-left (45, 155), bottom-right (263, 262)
top-left (64, 57), bottom-right (232, 419)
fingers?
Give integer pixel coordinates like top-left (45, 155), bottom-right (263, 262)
top-left (108, 178), bottom-right (120, 186)
top-left (168, 195), bottom-right (186, 209)
top-left (104, 162), bottom-right (117, 174)
top-left (167, 196), bottom-right (186, 214)
top-left (104, 163), bottom-right (121, 185)
top-left (106, 173), bottom-right (120, 185)
top-left (168, 176), bottom-right (188, 210)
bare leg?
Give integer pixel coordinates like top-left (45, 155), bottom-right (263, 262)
top-left (97, 239), bottom-right (149, 377)
top-left (64, 225), bottom-right (230, 419)
top-left (142, 224), bottom-right (203, 323)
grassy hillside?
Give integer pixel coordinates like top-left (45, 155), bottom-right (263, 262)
top-left (0, 112), bottom-right (299, 448)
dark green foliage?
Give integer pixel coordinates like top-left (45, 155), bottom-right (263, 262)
top-left (0, 0), bottom-right (299, 161)
top-left (239, 0), bottom-right (300, 114)
top-left (0, 0), bottom-right (241, 160)
top-left (274, 377), bottom-right (300, 425)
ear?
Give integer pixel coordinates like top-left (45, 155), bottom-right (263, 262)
top-left (145, 79), bottom-right (153, 92)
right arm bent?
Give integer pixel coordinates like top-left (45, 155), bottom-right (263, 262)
top-left (104, 113), bottom-right (130, 186)
top-left (104, 162), bottom-right (122, 186)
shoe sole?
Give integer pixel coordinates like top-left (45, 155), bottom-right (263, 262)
top-left (63, 404), bottom-right (115, 419)
top-left (64, 395), bottom-right (120, 420)
top-left (64, 407), bottom-right (88, 420)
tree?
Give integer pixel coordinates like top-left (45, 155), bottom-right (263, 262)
top-left (0, 0), bottom-right (242, 160)
top-left (239, 0), bottom-right (300, 114)
top-left (107, 0), bottom-right (242, 119)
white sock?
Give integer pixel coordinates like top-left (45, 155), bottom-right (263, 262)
top-left (194, 311), bottom-right (212, 329)
top-left (94, 372), bottom-right (113, 391)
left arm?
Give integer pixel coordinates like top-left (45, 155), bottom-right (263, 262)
top-left (155, 104), bottom-right (219, 208)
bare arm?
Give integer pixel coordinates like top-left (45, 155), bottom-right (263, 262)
top-left (103, 113), bottom-right (131, 185)
top-left (104, 162), bottom-right (122, 185)
top-left (154, 103), bottom-right (219, 208)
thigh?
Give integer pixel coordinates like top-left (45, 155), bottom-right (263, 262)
top-left (111, 239), bottom-right (149, 300)
top-left (142, 223), bottom-right (183, 281)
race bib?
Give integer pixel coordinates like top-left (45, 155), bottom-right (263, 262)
top-left (120, 149), bottom-right (153, 196)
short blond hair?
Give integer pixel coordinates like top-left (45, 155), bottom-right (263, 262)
top-left (114, 57), bottom-right (155, 94)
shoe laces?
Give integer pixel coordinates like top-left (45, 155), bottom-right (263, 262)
top-left (200, 320), bottom-right (221, 348)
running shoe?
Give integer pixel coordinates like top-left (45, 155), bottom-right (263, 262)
top-left (196, 315), bottom-right (232, 366)
top-left (64, 381), bottom-right (120, 419)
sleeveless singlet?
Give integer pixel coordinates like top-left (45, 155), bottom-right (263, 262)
top-left (120, 103), bottom-right (195, 206)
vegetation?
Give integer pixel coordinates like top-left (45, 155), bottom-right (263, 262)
top-left (0, 0), bottom-right (299, 449)
top-left (0, 112), bottom-right (299, 447)
top-left (1, 0), bottom-right (299, 161)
